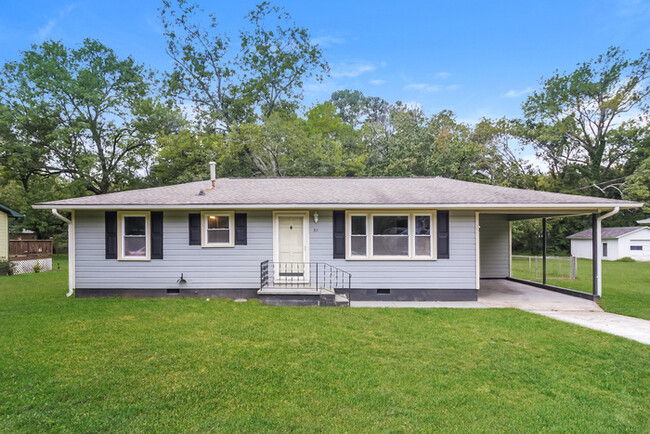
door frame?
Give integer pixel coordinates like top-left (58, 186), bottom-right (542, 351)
top-left (272, 211), bottom-right (310, 282)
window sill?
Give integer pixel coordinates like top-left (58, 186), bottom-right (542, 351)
top-left (345, 256), bottom-right (437, 261)
top-left (200, 243), bottom-right (235, 248)
top-left (117, 257), bottom-right (151, 261)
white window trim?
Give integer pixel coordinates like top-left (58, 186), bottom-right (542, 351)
top-left (117, 211), bottom-right (151, 261)
top-left (201, 211), bottom-right (235, 248)
top-left (345, 211), bottom-right (437, 260)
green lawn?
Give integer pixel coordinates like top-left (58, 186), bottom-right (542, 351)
top-left (512, 256), bottom-right (650, 320)
top-left (0, 257), bottom-right (649, 432)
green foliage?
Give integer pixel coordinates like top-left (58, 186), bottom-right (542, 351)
top-left (0, 39), bottom-right (183, 195)
top-left (160, 0), bottom-right (328, 131)
top-left (616, 256), bottom-right (636, 262)
top-left (520, 46), bottom-right (650, 184)
top-left (0, 260), bottom-right (13, 276)
top-left (32, 261), bottom-right (41, 273)
top-left (623, 156), bottom-right (650, 212)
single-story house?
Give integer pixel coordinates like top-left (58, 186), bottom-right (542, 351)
top-left (568, 226), bottom-right (650, 262)
top-left (34, 173), bottom-right (641, 304)
top-left (0, 204), bottom-right (24, 260)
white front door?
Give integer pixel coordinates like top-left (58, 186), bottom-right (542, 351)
top-left (274, 212), bottom-right (309, 282)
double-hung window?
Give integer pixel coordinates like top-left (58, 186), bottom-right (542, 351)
top-left (201, 211), bottom-right (235, 247)
top-left (347, 212), bottom-right (436, 260)
top-left (118, 212), bottom-right (150, 260)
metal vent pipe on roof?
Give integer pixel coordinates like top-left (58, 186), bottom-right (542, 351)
top-left (209, 161), bottom-right (216, 188)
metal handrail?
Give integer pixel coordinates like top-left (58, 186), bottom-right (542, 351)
top-left (259, 261), bottom-right (351, 291)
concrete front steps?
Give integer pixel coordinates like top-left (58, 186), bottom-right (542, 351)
top-left (257, 287), bottom-right (349, 307)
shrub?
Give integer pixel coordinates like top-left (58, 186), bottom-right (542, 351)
top-left (616, 256), bottom-right (636, 262)
top-left (0, 260), bottom-right (14, 276)
top-left (33, 261), bottom-right (41, 273)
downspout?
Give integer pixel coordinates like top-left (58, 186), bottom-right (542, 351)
top-left (593, 207), bottom-right (619, 298)
top-left (52, 209), bottom-right (74, 297)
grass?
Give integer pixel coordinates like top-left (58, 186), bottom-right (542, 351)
top-left (0, 256), bottom-right (649, 431)
top-left (512, 256), bottom-right (650, 320)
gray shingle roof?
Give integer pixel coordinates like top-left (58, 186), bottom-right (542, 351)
top-left (567, 227), bottom-right (650, 239)
top-left (33, 177), bottom-right (642, 210)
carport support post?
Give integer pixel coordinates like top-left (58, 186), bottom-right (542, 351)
top-left (592, 213), bottom-right (600, 299)
top-left (542, 218), bottom-right (547, 285)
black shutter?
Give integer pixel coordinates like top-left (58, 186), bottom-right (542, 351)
top-left (333, 210), bottom-right (345, 259)
top-left (437, 210), bottom-right (450, 259)
top-left (235, 213), bottom-right (247, 245)
top-left (105, 211), bottom-right (118, 259)
top-left (189, 213), bottom-right (201, 245)
top-left (151, 212), bottom-right (164, 259)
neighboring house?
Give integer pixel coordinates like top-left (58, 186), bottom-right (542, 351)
top-left (568, 227), bottom-right (650, 262)
top-left (0, 204), bottom-right (25, 260)
top-left (34, 175), bottom-right (641, 304)
top-left (638, 218), bottom-right (650, 225)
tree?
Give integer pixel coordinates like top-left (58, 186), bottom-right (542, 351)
top-left (363, 105), bottom-right (495, 179)
top-left (218, 103), bottom-right (363, 177)
top-left (521, 47), bottom-right (650, 184)
top-left (0, 39), bottom-right (183, 194)
top-left (160, 0), bottom-right (328, 132)
top-left (624, 156), bottom-right (650, 212)
top-left (329, 89), bottom-right (390, 127)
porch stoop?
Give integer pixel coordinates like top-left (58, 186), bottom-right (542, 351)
top-left (257, 288), bottom-right (350, 307)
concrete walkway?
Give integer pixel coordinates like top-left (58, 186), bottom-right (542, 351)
top-left (351, 279), bottom-right (650, 345)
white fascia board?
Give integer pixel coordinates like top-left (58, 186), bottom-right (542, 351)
top-left (32, 202), bottom-right (641, 211)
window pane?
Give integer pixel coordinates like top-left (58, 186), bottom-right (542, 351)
top-left (415, 236), bottom-right (431, 256)
top-left (351, 216), bottom-right (366, 235)
top-left (373, 235), bottom-right (409, 256)
top-left (207, 215), bottom-right (229, 229)
top-left (373, 215), bottom-right (408, 235)
top-left (208, 229), bottom-right (229, 243)
top-left (415, 216), bottom-right (431, 235)
top-left (124, 216), bottom-right (146, 235)
top-left (124, 236), bottom-right (146, 256)
top-left (351, 235), bottom-right (367, 256)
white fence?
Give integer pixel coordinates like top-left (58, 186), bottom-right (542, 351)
top-left (512, 255), bottom-right (577, 281)
top-left (11, 258), bottom-right (53, 275)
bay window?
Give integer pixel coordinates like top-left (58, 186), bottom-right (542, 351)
top-left (346, 211), bottom-right (436, 260)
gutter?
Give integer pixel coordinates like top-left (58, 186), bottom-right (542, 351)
top-left (51, 209), bottom-right (75, 297)
top-left (594, 207), bottom-right (619, 298)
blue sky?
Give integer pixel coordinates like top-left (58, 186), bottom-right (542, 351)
top-left (1, 0), bottom-right (649, 126)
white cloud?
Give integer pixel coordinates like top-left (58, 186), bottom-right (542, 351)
top-left (404, 83), bottom-right (442, 92)
top-left (369, 79), bottom-right (386, 85)
top-left (404, 82), bottom-right (460, 92)
top-left (436, 72), bottom-right (451, 79)
top-left (36, 3), bottom-right (77, 40)
top-left (380, 61), bottom-right (388, 68)
top-left (504, 87), bottom-right (534, 98)
top-left (311, 34), bottom-right (345, 47)
top-left (330, 62), bottom-right (376, 78)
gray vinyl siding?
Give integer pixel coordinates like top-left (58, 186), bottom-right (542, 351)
top-left (479, 214), bottom-right (510, 278)
top-left (75, 210), bottom-right (272, 289)
top-left (75, 209), bottom-right (477, 290)
top-left (311, 210), bottom-right (477, 289)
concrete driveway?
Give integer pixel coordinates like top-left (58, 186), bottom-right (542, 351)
top-left (479, 279), bottom-right (650, 345)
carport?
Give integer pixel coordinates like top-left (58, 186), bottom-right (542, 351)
top-left (479, 206), bottom-right (625, 301)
